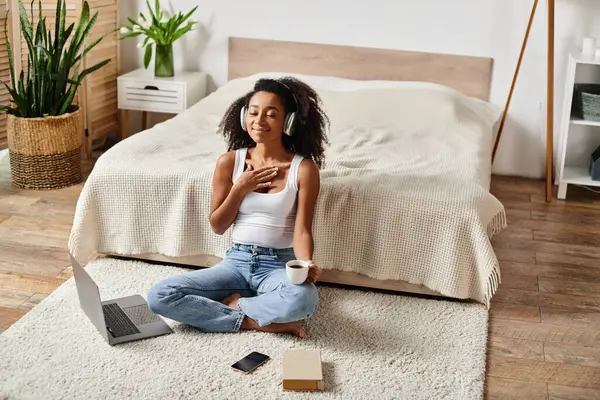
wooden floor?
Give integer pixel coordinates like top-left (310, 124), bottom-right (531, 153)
top-left (1, 152), bottom-right (600, 399)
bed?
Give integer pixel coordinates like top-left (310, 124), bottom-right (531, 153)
top-left (68, 37), bottom-right (506, 306)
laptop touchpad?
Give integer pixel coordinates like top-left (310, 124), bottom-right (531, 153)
top-left (124, 304), bottom-right (162, 325)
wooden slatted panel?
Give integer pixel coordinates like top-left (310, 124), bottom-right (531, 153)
top-left (92, 0), bottom-right (115, 7)
top-left (84, 0), bottom-right (117, 141)
top-left (0, 4), bottom-right (9, 150)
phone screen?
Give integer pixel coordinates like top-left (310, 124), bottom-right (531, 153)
top-left (231, 352), bottom-right (270, 373)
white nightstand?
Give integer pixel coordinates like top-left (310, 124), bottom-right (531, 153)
top-left (117, 68), bottom-right (208, 140)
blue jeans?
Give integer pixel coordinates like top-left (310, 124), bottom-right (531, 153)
top-left (147, 243), bottom-right (319, 333)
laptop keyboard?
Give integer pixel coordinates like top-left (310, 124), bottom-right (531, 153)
top-left (103, 303), bottom-right (140, 338)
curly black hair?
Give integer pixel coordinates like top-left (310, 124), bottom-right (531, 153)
top-left (217, 77), bottom-right (330, 168)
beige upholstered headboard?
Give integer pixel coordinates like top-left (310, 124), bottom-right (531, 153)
top-left (228, 37), bottom-right (493, 101)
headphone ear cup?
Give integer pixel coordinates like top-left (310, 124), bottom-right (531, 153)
top-left (240, 106), bottom-right (248, 132)
top-left (283, 112), bottom-right (297, 136)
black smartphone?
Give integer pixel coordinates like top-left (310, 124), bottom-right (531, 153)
top-left (231, 352), bottom-right (270, 374)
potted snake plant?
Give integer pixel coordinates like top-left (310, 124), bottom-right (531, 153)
top-left (0, 0), bottom-right (112, 190)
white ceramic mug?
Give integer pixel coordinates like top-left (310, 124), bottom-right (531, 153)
top-left (286, 260), bottom-right (310, 285)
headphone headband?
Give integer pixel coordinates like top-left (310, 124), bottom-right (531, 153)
top-left (254, 79), bottom-right (299, 114)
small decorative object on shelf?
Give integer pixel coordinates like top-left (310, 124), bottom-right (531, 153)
top-left (590, 145), bottom-right (600, 181)
top-left (573, 84), bottom-right (600, 122)
top-left (119, 1), bottom-right (198, 78)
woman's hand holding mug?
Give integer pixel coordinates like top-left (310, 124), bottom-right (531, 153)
top-left (306, 261), bottom-right (322, 284)
top-left (286, 260), bottom-right (322, 284)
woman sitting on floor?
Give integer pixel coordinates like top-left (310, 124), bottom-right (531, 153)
top-left (147, 77), bottom-right (330, 338)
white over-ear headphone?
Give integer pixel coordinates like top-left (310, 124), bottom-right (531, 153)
top-left (240, 81), bottom-right (299, 136)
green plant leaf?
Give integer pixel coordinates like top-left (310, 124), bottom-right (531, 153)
top-left (50, 89), bottom-right (71, 115)
top-left (60, 23), bottom-right (75, 50)
top-left (170, 8), bottom-right (195, 40)
top-left (146, 0), bottom-right (156, 21)
top-left (58, 58), bottom-right (110, 115)
top-left (18, 3), bottom-right (36, 59)
top-left (3, 88), bottom-right (27, 114)
top-left (54, 5), bottom-right (70, 66)
top-left (76, 11), bottom-right (98, 53)
top-left (179, 6), bottom-right (198, 25)
top-left (144, 43), bottom-right (153, 69)
top-left (54, 0), bottom-right (62, 49)
top-left (118, 31), bottom-right (144, 40)
top-left (4, 10), bottom-right (15, 91)
top-left (146, 0), bottom-right (161, 29)
top-left (63, 10), bottom-right (98, 79)
top-left (34, 2), bottom-right (43, 53)
top-left (57, 83), bottom-right (78, 115)
top-left (26, 43), bottom-right (31, 94)
top-left (155, 0), bottom-right (162, 22)
top-left (72, 28), bottom-right (118, 65)
top-left (18, 0), bottom-right (33, 40)
top-left (70, 0), bottom-right (90, 53)
top-left (127, 17), bottom-right (141, 27)
top-left (3, 81), bottom-right (29, 116)
top-left (146, 23), bottom-right (164, 44)
top-left (19, 14), bottom-right (37, 102)
top-left (171, 24), bottom-right (193, 43)
top-left (53, 22), bottom-right (74, 100)
top-left (34, 44), bottom-right (53, 59)
top-left (77, 58), bottom-right (111, 81)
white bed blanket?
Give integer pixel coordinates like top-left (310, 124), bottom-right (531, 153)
top-left (68, 77), bottom-right (505, 306)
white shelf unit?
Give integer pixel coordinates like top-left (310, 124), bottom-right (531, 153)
top-left (557, 51), bottom-right (600, 199)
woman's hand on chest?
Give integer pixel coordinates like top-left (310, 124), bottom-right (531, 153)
top-left (244, 161), bottom-right (291, 194)
top-left (233, 163), bottom-right (280, 195)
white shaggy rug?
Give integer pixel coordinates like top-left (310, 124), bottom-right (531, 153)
top-left (0, 258), bottom-right (489, 400)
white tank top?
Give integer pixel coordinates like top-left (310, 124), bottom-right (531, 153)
top-left (231, 148), bottom-right (304, 249)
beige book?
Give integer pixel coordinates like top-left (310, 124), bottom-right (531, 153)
top-left (282, 349), bottom-right (324, 391)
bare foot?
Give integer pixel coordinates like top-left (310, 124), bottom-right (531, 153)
top-left (241, 317), bottom-right (306, 338)
top-left (221, 293), bottom-right (306, 338)
top-left (221, 293), bottom-right (241, 310)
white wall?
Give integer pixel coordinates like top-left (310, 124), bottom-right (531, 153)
top-left (119, 0), bottom-right (599, 179)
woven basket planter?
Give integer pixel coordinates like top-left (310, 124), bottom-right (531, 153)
top-left (7, 109), bottom-right (83, 190)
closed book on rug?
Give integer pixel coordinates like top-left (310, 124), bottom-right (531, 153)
top-left (282, 349), bottom-right (324, 391)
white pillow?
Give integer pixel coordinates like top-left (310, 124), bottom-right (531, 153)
top-left (237, 71), bottom-right (503, 129)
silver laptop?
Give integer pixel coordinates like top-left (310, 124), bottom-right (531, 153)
top-left (70, 253), bottom-right (173, 345)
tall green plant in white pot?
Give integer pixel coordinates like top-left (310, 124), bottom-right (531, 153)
top-left (0, 0), bottom-right (113, 190)
top-left (119, 0), bottom-right (198, 77)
